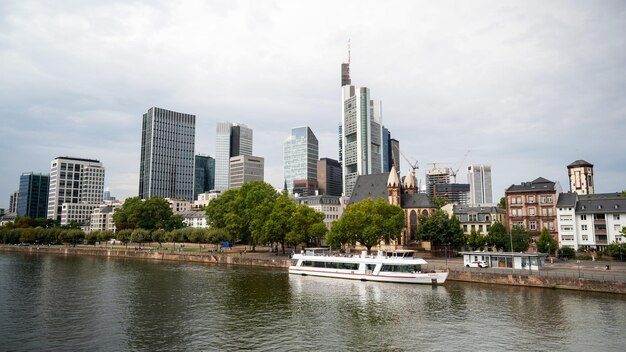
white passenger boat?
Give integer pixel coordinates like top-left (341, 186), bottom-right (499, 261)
top-left (289, 248), bottom-right (448, 285)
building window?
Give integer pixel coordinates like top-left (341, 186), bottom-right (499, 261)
top-left (529, 208), bottom-right (535, 216)
top-left (581, 225), bottom-right (587, 231)
top-left (581, 215), bottom-right (587, 221)
top-left (615, 214), bottom-right (621, 220)
top-left (530, 221), bottom-right (536, 230)
top-left (528, 196), bottom-right (534, 203)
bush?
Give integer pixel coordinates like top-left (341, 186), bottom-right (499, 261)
top-left (558, 246), bottom-right (575, 258)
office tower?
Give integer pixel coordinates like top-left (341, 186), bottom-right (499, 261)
top-left (17, 172), bottom-right (50, 218)
top-left (215, 122), bottom-right (253, 191)
top-left (467, 164), bottom-right (493, 204)
top-left (426, 168), bottom-right (451, 200)
top-left (47, 157), bottom-right (105, 224)
top-left (284, 126), bottom-right (319, 194)
top-left (317, 158), bottom-right (342, 197)
top-left (103, 190), bottom-right (116, 201)
top-left (139, 107), bottom-right (196, 201)
top-left (340, 61), bottom-right (383, 197)
top-left (567, 160), bottom-right (594, 195)
top-left (229, 155), bottom-right (264, 189)
top-left (434, 183), bottom-right (470, 205)
top-left (9, 191), bottom-right (19, 213)
top-left (194, 154), bottom-right (215, 200)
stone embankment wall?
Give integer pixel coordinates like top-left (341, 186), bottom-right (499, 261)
top-left (448, 271), bottom-right (626, 294)
top-left (0, 245), bottom-right (292, 268)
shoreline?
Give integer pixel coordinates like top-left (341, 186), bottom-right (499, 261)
top-left (2, 245), bottom-right (624, 294)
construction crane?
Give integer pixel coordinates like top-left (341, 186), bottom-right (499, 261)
top-left (392, 143), bottom-right (419, 175)
top-left (450, 149), bottom-right (471, 183)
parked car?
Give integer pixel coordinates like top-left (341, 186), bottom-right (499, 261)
top-left (466, 261), bottom-right (488, 268)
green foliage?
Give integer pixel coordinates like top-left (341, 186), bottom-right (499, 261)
top-left (205, 181), bottom-right (279, 248)
top-left (558, 246), bottom-right (575, 258)
top-left (259, 195), bottom-right (296, 248)
top-left (286, 204), bottom-right (327, 247)
top-left (131, 229), bottom-right (151, 246)
top-left (415, 209), bottom-right (465, 249)
top-left (116, 229), bottom-right (132, 246)
top-left (607, 242), bottom-right (626, 259)
top-left (485, 222), bottom-right (507, 250)
top-left (113, 197), bottom-right (176, 231)
top-left (327, 198), bottom-right (404, 252)
top-left (433, 197), bottom-right (449, 209)
top-left (498, 197), bottom-right (506, 209)
top-left (466, 229), bottom-right (485, 250)
top-left (536, 227), bottom-right (558, 255)
top-left (151, 229), bottom-right (166, 246)
top-left (510, 225), bottom-right (532, 252)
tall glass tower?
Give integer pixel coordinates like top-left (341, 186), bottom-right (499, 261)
top-left (214, 122), bottom-right (253, 192)
top-left (340, 62), bottom-right (383, 197)
top-left (194, 154), bottom-right (215, 199)
top-left (139, 107), bottom-right (196, 201)
top-left (284, 126), bottom-right (319, 194)
top-left (17, 172), bottom-right (50, 219)
top-left (467, 164), bottom-right (493, 204)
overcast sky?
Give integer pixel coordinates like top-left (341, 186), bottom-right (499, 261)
top-left (1, 0), bottom-right (625, 208)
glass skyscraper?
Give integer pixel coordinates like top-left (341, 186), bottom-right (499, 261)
top-left (194, 154), bottom-right (215, 199)
top-left (17, 172), bottom-right (50, 219)
top-left (284, 126), bottom-right (319, 194)
top-left (214, 122), bottom-right (252, 192)
top-left (467, 164), bottom-right (493, 204)
top-left (340, 62), bottom-right (383, 197)
top-left (139, 107), bottom-right (196, 201)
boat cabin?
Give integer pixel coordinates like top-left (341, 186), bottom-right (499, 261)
top-left (460, 251), bottom-right (547, 271)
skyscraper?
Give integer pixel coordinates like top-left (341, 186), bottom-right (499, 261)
top-left (467, 164), bottom-right (493, 204)
top-left (215, 122), bottom-right (253, 192)
top-left (317, 158), bottom-right (342, 197)
top-left (426, 168), bottom-right (451, 200)
top-left (139, 107), bottom-right (196, 201)
top-left (229, 155), bottom-right (264, 189)
top-left (340, 61), bottom-right (383, 197)
top-left (47, 156), bottom-right (105, 224)
top-left (194, 154), bottom-right (215, 200)
top-left (17, 172), bottom-right (50, 219)
top-left (284, 126), bottom-right (319, 194)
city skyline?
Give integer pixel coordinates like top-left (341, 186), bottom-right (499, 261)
top-left (1, 1), bottom-right (625, 207)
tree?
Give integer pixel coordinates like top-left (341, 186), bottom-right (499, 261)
top-left (485, 222), bottom-right (507, 250)
top-left (130, 229), bottom-right (151, 247)
top-left (558, 246), bottom-right (575, 258)
top-left (415, 209), bottom-right (465, 250)
top-left (259, 195), bottom-right (296, 253)
top-left (327, 198), bottom-right (404, 253)
top-left (466, 229), bottom-right (485, 250)
top-left (205, 181), bottom-right (279, 250)
top-left (498, 197), bottom-right (506, 209)
top-left (116, 229), bottom-right (132, 248)
top-left (510, 225), bottom-right (532, 252)
top-left (286, 204), bottom-right (327, 250)
top-left (433, 197), bottom-right (449, 209)
top-left (113, 197), bottom-right (176, 231)
top-left (151, 229), bottom-right (166, 247)
top-left (536, 227), bottom-right (557, 255)
top-left (112, 197), bottom-right (142, 230)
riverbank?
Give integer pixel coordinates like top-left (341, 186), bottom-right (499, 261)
top-left (2, 245), bottom-right (624, 294)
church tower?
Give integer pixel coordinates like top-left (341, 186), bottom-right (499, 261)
top-left (567, 160), bottom-right (594, 195)
top-left (402, 170), bottom-right (417, 195)
top-left (387, 165), bottom-right (401, 206)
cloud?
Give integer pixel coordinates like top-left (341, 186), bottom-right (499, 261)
top-left (1, 0), bottom-right (625, 208)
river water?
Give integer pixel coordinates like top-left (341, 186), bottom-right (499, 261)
top-left (0, 252), bottom-right (624, 352)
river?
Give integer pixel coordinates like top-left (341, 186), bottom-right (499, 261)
top-left (0, 252), bottom-right (624, 351)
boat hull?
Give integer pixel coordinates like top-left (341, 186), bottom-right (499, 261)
top-left (288, 266), bottom-right (448, 284)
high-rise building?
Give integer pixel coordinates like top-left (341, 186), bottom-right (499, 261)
top-left (317, 158), bottom-right (342, 197)
top-left (215, 122), bottom-right (253, 191)
top-left (139, 107), bottom-right (196, 201)
top-left (467, 165), bottom-right (493, 204)
top-left (434, 183), bottom-right (470, 205)
top-left (229, 155), bottom-right (264, 189)
top-left (284, 126), bottom-right (319, 194)
top-left (47, 156), bottom-right (105, 225)
top-left (426, 168), bottom-right (451, 200)
top-left (17, 172), bottom-right (50, 219)
top-left (194, 154), bottom-right (215, 200)
top-left (8, 191), bottom-right (19, 213)
top-left (340, 61), bottom-right (383, 197)
top-left (567, 160), bottom-right (594, 195)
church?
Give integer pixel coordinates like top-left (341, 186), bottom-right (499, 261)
top-left (348, 165), bottom-right (437, 247)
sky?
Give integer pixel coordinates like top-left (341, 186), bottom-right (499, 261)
top-left (1, 0), bottom-right (625, 208)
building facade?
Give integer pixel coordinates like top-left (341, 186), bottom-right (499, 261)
top-left (567, 160), bottom-right (594, 195)
top-left (426, 168), bottom-right (451, 199)
top-left (283, 126), bottom-right (319, 194)
top-left (47, 157), bottom-right (105, 225)
top-left (434, 183), bottom-right (470, 205)
top-left (317, 158), bottom-right (342, 197)
top-left (295, 195), bottom-right (343, 232)
top-left (505, 177), bottom-right (562, 246)
top-left (215, 122), bottom-right (253, 192)
top-left (467, 164), bottom-right (493, 204)
top-left (194, 154), bottom-right (215, 200)
top-left (88, 200), bottom-right (122, 233)
top-left (9, 191), bottom-right (18, 213)
top-left (17, 172), bottom-right (50, 219)
top-left (450, 204), bottom-right (505, 236)
top-left (340, 62), bottom-right (383, 197)
top-left (139, 107), bottom-right (196, 201)
top-left (229, 155), bottom-right (264, 189)
top-left (556, 192), bottom-right (625, 251)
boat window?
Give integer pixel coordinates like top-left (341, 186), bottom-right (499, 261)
top-left (366, 264), bottom-right (376, 272)
top-left (302, 261), bottom-right (313, 267)
top-left (381, 265), bottom-right (421, 273)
